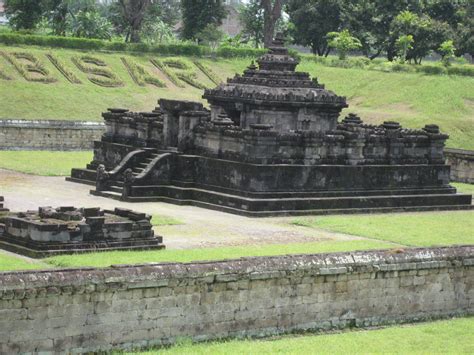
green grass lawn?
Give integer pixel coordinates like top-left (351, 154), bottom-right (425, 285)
top-left (135, 317), bottom-right (473, 355)
top-left (453, 182), bottom-right (474, 195)
top-left (0, 44), bottom-right (473, 149)
top-left (45, 239), bottom-right (392, 269)
top-left (0, 252), bottom-right (48, 271)
top-left (151, 214), bottom-right (184, 226)
top-left (0, 150), bottom-right (92, 175)
top-left (292, 211), bottom-right (474, 247)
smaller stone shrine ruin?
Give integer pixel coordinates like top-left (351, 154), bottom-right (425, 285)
top-left (0, 197), bottom-right (7, 212)
top-left (0, 206), bottom-right (164, 258)
top-left (68, 34), bottom-right (472, 216)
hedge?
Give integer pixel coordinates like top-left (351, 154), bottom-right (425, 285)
top-left (0, 32), bottom-right (267, 58)
top-left (302, 55), bottom-right (474, 77)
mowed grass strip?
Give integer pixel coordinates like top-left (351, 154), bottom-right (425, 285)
top-left (453, 182), bottom-right (474, 195)
top-left (151, 214), bottom-right (184, 226)
top-left (0, 150), bottom-right (92, 176)
top-left (134, 317), bottom-right (474, 355)
top-left (44, 239), bottom-right (393, 269)
top-left (0, 251), bottom-right (47, 271)
top-left (292, 211), bottom-right (474, 247)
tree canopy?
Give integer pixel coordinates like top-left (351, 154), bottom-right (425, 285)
top-left (180, 0), bottom-right (227, 41)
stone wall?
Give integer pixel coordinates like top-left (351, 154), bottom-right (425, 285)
top-left (446, 148), bottom-right (474, 183)
top-left (0, 119), bottom-right (105, 150)
top-left (0, 246), bottom-right (472, 353)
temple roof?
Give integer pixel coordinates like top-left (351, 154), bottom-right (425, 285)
top-left (203, 34), bottom-right (347, 109)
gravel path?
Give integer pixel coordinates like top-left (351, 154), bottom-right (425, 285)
top-left (0, 169), bottom-right (363, 250)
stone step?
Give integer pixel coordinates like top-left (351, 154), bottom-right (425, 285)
top-left (91, 190), bottom-right (123, 200)
top-left (108, 186), bottom-right (123, 194)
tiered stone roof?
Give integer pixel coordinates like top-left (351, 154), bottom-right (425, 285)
top-left (203, 34), bottom-right (347, 108)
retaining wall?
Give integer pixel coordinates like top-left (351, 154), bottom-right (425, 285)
top-left (0, 119), bottom-right (105, 150)
top-left (446, 148), bottom-right (474, 184)
top-left (0, 246), bottom-right (473, 353)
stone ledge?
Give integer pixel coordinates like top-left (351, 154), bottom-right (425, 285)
top-left (445, 148), bottom-right (474, 159)
top-left (0, 119), bottom-right (105, 130)
top-left (0, 246), bottom-right (472, 297)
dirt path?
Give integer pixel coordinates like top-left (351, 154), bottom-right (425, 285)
top-left (0, 169), bottom-right (364, 250)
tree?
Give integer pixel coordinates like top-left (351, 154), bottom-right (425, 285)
top-left (140, 20), bottom-right (174, 44)
top-left (390, 11), bottom-right (452, 64)
top-left (260, 0), bottom-right (285, 48)
top-left (287, 0), bottom-right (342, 56)
top-left (117, 0), bottom-right (151, 43)
top-left (326, 29), bottom-right (362, 60)
top-left (4, 0), bottom-right (45, 30)
top-left (153, 0), bottom-right (181, 28)
top-left (45, 0), bottom-right (113, 40)
top-left (138, 1), bottom-right (178, 44)
top-left (395, 34), bottom-right (414, 63)
top-left (198, 23), bottom-right (225, 54)
top-left (181, 0), bottom-right (227, 41)
top-left (341, 0), bottom-right (425, 61)
top-left (438, 40), bottom-right (455, 67)
top-left (455, 2), bottom-right (473, 57)
top-left (239, 0), bottom-right (265, 48)
top-left (68, 9), bottom-right (113, 39)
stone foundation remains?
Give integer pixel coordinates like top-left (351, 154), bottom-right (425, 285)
top-left (0, 206), bottom-right (164, 257)
top-left (0, 119), bottom-right (105, 150)
top-left (446, 148), bottom-right (474, 184)
top-left (0, 196), bottom-right (7, 212)
top-left (0, 246), bottom-right (472, 353)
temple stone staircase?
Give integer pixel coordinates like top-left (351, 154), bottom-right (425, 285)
top-left (105, 152), bottom-right (161, 196)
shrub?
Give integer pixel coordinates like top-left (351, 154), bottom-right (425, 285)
top-left (0, 32), bottom-right (276, 58)
top-left (121, 57), bottom-right (165, 87)
top-left (326, 30), bottom-right (362, 60)
top-left (163, 58), bottom-right (192, 70)
top-left (0, 32), bottom-right (206, 56)
top-left (416, 65), bottom-right (447, 75)
top-left (46, 53), bottom-right (82, 84)
top-left (0, 50), bottom-right (56, 83)
top-left (390, 63), bottom-right (413, 72)
top-left (193, 60), bottom-right (221, 85)
top-left (72, 55), bottom-right (123, 87)
top-left (438, 40), bottom-right (455, 67)
top-left (176, 72), bottom-right (207, 89)
top-left (217, 45), bottom-right (266, 58)
top-left (151, 58), bottom-right (183, 87)
top-left (0, 68), bottom-right (12, 80)
top-left (447, 66), bottom-right (474, 77)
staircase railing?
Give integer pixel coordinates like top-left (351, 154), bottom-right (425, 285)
top-left (122, 153), bottom-right (174, 198)
top-left (95, 149), bottom-right (149, 192)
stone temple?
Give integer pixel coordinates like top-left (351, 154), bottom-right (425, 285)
top-left (0, 207), bottom-right (164, 257)
top-left (69, 35), bottom-right (472, 216)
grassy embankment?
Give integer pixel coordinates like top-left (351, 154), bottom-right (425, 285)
top-left (134, 317), bottom-right (474, 355)
top-left (0, 44), bottom-right (472, 149)
top-left (0, 150), bottom-right (92, 175)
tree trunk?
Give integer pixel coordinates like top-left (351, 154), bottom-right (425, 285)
top-left (369, 49), bottom-right (382, 60)
top-left (130, 28), bottom-right (141, 43)
top-left (261, 0), bottom-right (284, 48)
top-left (119, 0), bottom-right (150, 43)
